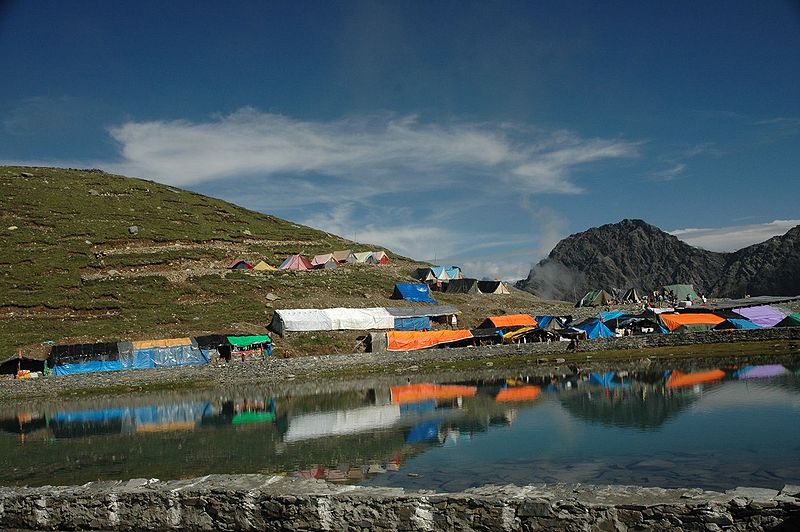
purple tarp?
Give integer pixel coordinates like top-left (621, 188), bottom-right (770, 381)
top-left (732, 305), bottom-right (786, 328)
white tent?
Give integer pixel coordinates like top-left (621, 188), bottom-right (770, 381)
top-left (269, 307), bottom-right (396, 336)
top-left (311, 253), bottom-right (335, 267)
top-left (352, 251), bottom-right (373, 263)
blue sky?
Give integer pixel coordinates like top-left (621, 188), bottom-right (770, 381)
top-left (2, 1), bottom-right (798, 279)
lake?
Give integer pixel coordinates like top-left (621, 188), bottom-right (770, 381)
top-left (1, 360), bottom-right (799, 491)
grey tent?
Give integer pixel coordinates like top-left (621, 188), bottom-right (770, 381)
top-left (313, 257), bottom-right (338, 269)
top-left (445, 278), bottom-right (481, 294)
top-left (477, 280), bottom-right (510, 294)
top-left (621, 288), bottom-right (643, 304)
top-left (411, 268), bottom-right (438, 283)
top-left (576, 289), bottom-right (614, 307)
top-left (661, 284), bottom-right (699, 302)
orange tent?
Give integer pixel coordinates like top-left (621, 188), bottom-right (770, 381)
top-left (482, 314), bottom-right (537, 328)
top-left (666, 369), bottom-right (726, 388)
top-left (387, 330), bottom-right (473, 351)
top-left (495, 385), bottom-right (541, 403)
top-left (659, 313), bottom-right (724, 332)
top-left (390, 383), bottom-right (477, 404)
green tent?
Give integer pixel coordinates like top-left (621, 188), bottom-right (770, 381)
top-left (227, 335), bottom-right (271, 347)
top-left (661, 284), bottom-right (698, 302)
top-left (576, 289), bottom-right (613, 307)
top-left (775, 313), bottom-right (800, 328)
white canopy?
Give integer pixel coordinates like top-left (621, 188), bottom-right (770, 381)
top-left (270, 307), bottom-right (396, 335)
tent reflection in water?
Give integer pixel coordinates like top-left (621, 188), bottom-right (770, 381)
top-left (666, 369), bottom-right (726, 388)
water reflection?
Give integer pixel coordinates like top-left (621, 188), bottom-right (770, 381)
top-left (1, 361), bottom-right (798, 491)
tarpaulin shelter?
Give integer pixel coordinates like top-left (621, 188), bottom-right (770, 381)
top-left (371, 250), bottom-right (389, 264)
top-left (445, 278), bottom-right (481, 294)
top-left (352, 251), bottom-right (373, 263)
top-left (535, 315), bottom-right (568, 331)
top-left (228, 334), bottom-right (272, 353)
top-left (714, 319), bottom-right (761, 330)
top-left (477, 280), bottom-right (510, 294)
top-left (390, 383), bottom-right (477, 404)
top-left (311, 253), bottom-right (335, 267)
top-left (387, 330), bottom-right (474, 351)
top-left (495, 385), bottom-right (541, 403)
top-left (576, 289), bottom-right (614, 307)
top-left (734, 365), bottom-right (788, 380)
top-left (130, 338), bottom-right (208, 369)
top-left (268, 308), bottom-right (396, 336)
top-left (253, 261), bottom-right (276, 271)
top-left (659, 312), bottom-right (724, 332)
top-left (661, 284), bottom-right (699, 302)
top-left (278, 254), bottom-right (312, 270)
top-left (666, 369), bottom-right (725, 388)
top-left (573, 319), bottom-right (614, 339)
top-left (227, 259), bottom-right (253, 270)
top-left (479, 314), bottom-right (537, 329)
top-left (775, 313), bottom-right (800, 327)
top-left (332, 250), bottom-right (354, 263)
top-left (732, 305), bottom-right (786, 328)
top-left (393, 316), bottom-right (431, 331)
top-left (0, 354), bottom-right (45, 375)
top-left (621, 288), bottom-right (643, 304)
top-left (391, 283), bottom-right (437, 303)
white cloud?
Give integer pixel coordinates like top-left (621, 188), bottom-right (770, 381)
top-left (670, 220), bottom-right (800, 252)
top-left (648, 163), bottom-right (686, 181)
top-left (106, 107), bottom-right (637, 197)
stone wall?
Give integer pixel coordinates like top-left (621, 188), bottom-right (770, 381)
top-left (1, 475), bottom-right (798, 531)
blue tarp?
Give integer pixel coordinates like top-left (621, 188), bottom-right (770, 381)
top-left (53, 342), bottom-right (208, 376)
top-left (535, 315), bottom-right (566, 329)
top-left (394, 316), bottom-right (431, 331)
top-left (574, 319), bottom-right (614, 339)
top-left (599, 311), bottom-right (626, 321)
top-left (406, 420), bottom-right (440, 443)
top-left (430, 266), bottom-right (446, 279)
top-left (392, 283), bottom-right (437, 304)
top-left (445, 266), bottom-right (461, 279)
top-left (726, 319), bottom-right (762, 330)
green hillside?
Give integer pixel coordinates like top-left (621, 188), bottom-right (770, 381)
top-left (0, 166), bottom-right (541, 359)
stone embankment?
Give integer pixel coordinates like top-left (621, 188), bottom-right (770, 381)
top-left (0, 475), bottom-right (798, 531)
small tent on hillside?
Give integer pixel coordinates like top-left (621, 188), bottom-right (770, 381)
top-left (661, 284), bottom-right (699, 302)
top-left (445, 266), bottom-right (463, 280)
top-left (311, 253), bottom-right (335, 267)
top-left (332, 250), bottom-right (354, 263)
top-left (576, 289), bottom-right (613, 307)
top-left (253, 261), bottom-right (277, 271)
top-left (352, 251), bottom-right (373, 263)
top-left (621, 288), bottom-right (643, 304)
top-left (391, 283), bottom-right (437, 304)
top-left (477, 280), bottom-right (510, 294)
top-left (227, 259), bottom-right (253, 270)
top-left (313, 257), bottom-right (338, 270)
top-left (775, 313), bottom-right (800, 328)
top-left (445, 278), bottom-right (481, 294)
top-left (430, 266), bottom-right (450, 281)
top-left (371, 251), bottom-right (389, 264)
top-left (278, 254), bottom-right (312, 270)
top-left (411, 268), bottom-right (439, 283)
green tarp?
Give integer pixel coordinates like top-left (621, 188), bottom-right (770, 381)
top-left (775, 313), bottom-right (800, 328)
top-left (226, 335), bottom-right (271, 347)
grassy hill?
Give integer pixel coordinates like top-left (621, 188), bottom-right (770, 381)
top-left (0, 166), bottom-right (544, 359)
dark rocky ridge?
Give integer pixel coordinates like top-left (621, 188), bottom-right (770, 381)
top-left (516, 219), bottom-right (800, 300)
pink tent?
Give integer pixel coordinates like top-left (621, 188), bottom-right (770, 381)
top-left (278, 254), bottom-right (312, 270)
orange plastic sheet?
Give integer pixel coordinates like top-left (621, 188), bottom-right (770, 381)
top-left (131, 338), bottom-right (192, 349)
top-left (487, 314), bottom-right (537, 328)
top-left (390, 383), bottom-right (477, 404)
top-left (387, 329), bottom-right (473, 351)
top-left (666, 369), bottom-right (726, 388)
top-left (495, 385), bottom-right (541, 403)
top-left (659, 313), bottom-right (724, 331)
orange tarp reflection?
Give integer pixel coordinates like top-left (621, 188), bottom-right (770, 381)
top-left (666, 369), bottom-right (726, 388)
top-left (495, 385), bottom-right (541, 403)
top-left (659, 313), bottom-right (724, 332)
top-left (487, 314), bottom-right (537, 328)
top-left (390, 383), bottom-right (477, 404)
top-left (387, 330), bottom-right (473, 351)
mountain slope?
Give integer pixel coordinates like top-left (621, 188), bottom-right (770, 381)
top-left (516, 219), bottom-right (800, 300)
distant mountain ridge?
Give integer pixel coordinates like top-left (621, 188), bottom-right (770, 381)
top-left (515, 219), bottom-right (800, 300)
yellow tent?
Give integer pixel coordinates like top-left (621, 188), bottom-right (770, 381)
top-left (253, 261), bottom-right (277, 271)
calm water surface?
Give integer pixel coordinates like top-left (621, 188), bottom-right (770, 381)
top-left (1, 360), bottom-right (799, 491)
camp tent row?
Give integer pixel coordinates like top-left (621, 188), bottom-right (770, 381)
top-left (268, 305), bottom-right (460, 336)
top-left (576, 284), bottom-right (701, 307)
top-left (228, 250), bottom-right (389, 272)
top-left (228, 259), bottom-right (277, 271)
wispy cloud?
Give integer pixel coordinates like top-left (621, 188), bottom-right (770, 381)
top-left (106, 107), bottom-right (637, 197)
top-left (648, 162), bottom-right (686, 181)
top-left (670, 219), bottom-right (800, 252)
